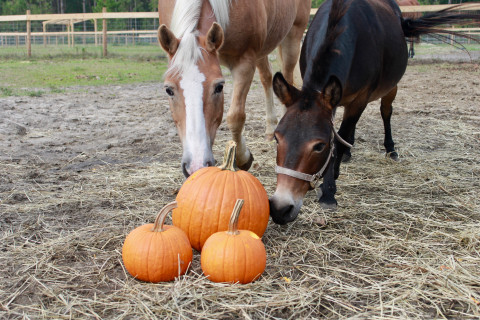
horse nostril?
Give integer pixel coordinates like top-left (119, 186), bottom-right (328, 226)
top-left (181, 162), bottom-right (190, 178)
top-left (204, 160), bottom-right (214, 167)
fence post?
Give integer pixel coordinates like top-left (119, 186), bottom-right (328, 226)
top-left (43, 22), bottom-right (47, 47)
top-left (26, 10), bottom-right (31, 58)
top-left (102, 7), bottom-right (108, 57)
top-left (94, 19), bottom-right (98, 46)
top-left (71, 20), bottom-right (75, 47)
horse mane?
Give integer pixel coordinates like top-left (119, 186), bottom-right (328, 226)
top-left (303, 0), bottom-right (350, 96)
top-left (167, 0), bottom-right (232, 77)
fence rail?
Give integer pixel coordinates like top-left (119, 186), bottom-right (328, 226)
top-left (1, 4), bottom-right (479, 57)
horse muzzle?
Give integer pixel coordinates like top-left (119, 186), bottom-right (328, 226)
top-left (181, 153), bottom-right (215, 177)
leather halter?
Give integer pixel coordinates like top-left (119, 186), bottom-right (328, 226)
top-left (275, 128), bottom-right (353, 189)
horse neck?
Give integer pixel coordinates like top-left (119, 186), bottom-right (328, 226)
top-left (170, 0), bottom-right (230, 37)
top-left (198, 1), bottom-right (219, 34)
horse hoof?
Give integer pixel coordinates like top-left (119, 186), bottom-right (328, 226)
top-left (237, 152), bottom-right (254, 171)
top-left (386, 151), bottom-right (399, 161)
top-left (342, 153), bottom-right (352, 163)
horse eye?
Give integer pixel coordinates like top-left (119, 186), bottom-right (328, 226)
top-left (165, 87), bottom-right (174, 97)
top-left (273, 134), bottom-right (278, 143)
top-left (214, 83), bottom-right (224, 94)
top-left (313, 143), bottom-right (326, 152)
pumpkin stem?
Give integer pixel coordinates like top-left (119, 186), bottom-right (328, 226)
top-left (218, 140), bottom-right (239, 172)
top-left (227, 199), bottom-right (244, 235)
top-left (152, 201), bottom-right (178, 232)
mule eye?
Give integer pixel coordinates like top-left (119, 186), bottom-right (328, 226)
top-left (313, 143), bottom-right (326, 152)
top-left (214, 83), bottom-right (224, 94)
top-left (273, 134), bottom-right (278, 143)
top-left (165, 87), bottom-right (174, 97)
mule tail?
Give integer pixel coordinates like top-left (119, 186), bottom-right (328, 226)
top-left (401, 4), bottom-right (480, 45)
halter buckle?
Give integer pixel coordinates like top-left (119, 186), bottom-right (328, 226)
top-left (310, 173), bottom-right (323, 189)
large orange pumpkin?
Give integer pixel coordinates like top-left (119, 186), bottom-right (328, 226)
top-left (173, 141), bottom-right (269, 251)
top-left (122, 202), bottom-right (193, 282)
top-left (201, 199), bottom-right (267, 283)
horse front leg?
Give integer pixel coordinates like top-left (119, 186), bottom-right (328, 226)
top-left (227, 59), bottom-right (256, 171)
top-left (256, 56), bottom-right (277, 141)
top-left (380, 86), bottom-right (399, 161)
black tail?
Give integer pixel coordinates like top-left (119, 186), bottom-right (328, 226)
top-left (402, 4), bottom-right (480, 41)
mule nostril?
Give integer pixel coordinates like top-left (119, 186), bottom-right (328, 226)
top-left (269, 199), bottom-right (295, 225)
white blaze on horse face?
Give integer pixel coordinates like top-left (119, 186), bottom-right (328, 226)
top-left (180, 64), bottom-right (211, 175)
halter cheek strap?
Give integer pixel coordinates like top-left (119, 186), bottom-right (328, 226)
top-left (275, 129), bottom-right (352, 189)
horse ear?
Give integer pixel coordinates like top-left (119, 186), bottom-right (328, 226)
top-left (206, 22), bottom-right (224, 53)
top-left (273, 72), bottom-right (300, 107)
top-left (158, 24), bottom-right (179, 58)
top-left (322, 76), bottom-right (342, 108)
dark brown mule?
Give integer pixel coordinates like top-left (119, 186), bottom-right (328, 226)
top-left (269, 0), bottom-right (480, 225)
top-left (397, 0), bottom-right (422, 58)
top-left (158, 0), bottom-right (311, 177)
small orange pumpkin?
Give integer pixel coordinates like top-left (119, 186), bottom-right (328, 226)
top-left (122, 202), bottom-right (193, 282)
top-left (201, 199), bottom-right (267, 284)
top-left (173, 141), bottom-right (269, 251)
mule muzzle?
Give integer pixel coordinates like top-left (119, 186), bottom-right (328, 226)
top-left (268, 195), bottom-right (302, 225)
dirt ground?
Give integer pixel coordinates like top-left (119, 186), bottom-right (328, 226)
top-left (0, 59), bottom-right (479, 319)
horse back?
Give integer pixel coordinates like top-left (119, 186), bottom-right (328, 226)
top-left (220, 0), bottom-right (310, 59)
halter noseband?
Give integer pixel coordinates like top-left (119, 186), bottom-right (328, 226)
top-left (275, 129), bottom-right (353, 189)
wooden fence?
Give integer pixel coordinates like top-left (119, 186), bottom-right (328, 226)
top-left (0, 4), bottom-right (479, 58)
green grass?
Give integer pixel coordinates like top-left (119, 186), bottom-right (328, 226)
top-left (0, 57), bottom-right (167, 97)
top-left (0, 44), bottom-right (166, 61)
top-left (414, 42), bottom-right (480, 56)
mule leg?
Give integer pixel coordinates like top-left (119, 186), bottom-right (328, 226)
top-left (227, 58), bottom-right (256, 171)
top-left (256, 56), bottom-right (277, 141)
top-left (334, 101), bottom-right (368, 179)
top-left (317, 158), bottom-right (338, 209)
top-left (342, 130), bottom-right (355, 163)
top-left (408, 39), bottom-right (415, 58)
top-left (380, 86), bottom-right (399, 161)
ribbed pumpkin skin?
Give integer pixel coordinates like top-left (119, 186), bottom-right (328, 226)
top-left (173, 167), bottom-right (269, 251)
top-left (122, 224), bottom-right (193, 282)
top-left (201, 230), bottom-right (266, 283)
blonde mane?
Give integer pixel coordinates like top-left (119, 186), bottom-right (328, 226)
top-left (167, 0), bottom-right (232, 77)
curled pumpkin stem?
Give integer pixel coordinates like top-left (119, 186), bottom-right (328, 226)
top-left (227, 199), bottom-right (244, 235)
top-left (152, 201), bottom-right (178, 232)
top-left (218, 140), bottom-right (239, 172)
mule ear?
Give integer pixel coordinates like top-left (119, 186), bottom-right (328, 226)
top-left (158, 24), bottom-right (179, 58)
top-left (273, 72), bottom-right (300, 107)
top-left (322, 76), bottom-right (342, 108)
top-left (206, 22), bottom-right (224, 53)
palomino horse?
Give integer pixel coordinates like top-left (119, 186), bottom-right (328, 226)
top-left (158, 0), bottom-right (311, 177)
top-left (397, 0), bottom-right (422, 58)
top-left (269, 0), bottom-right (480, 225)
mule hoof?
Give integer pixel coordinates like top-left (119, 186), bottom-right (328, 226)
top-left (319, 200), bottom-right (337, 211)
top-left (386, 151), bottom-right (399, 161)
top-left (342, 153), bottom-right (352, 163)
top-left (237, 152), bottom-right (254, 171)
